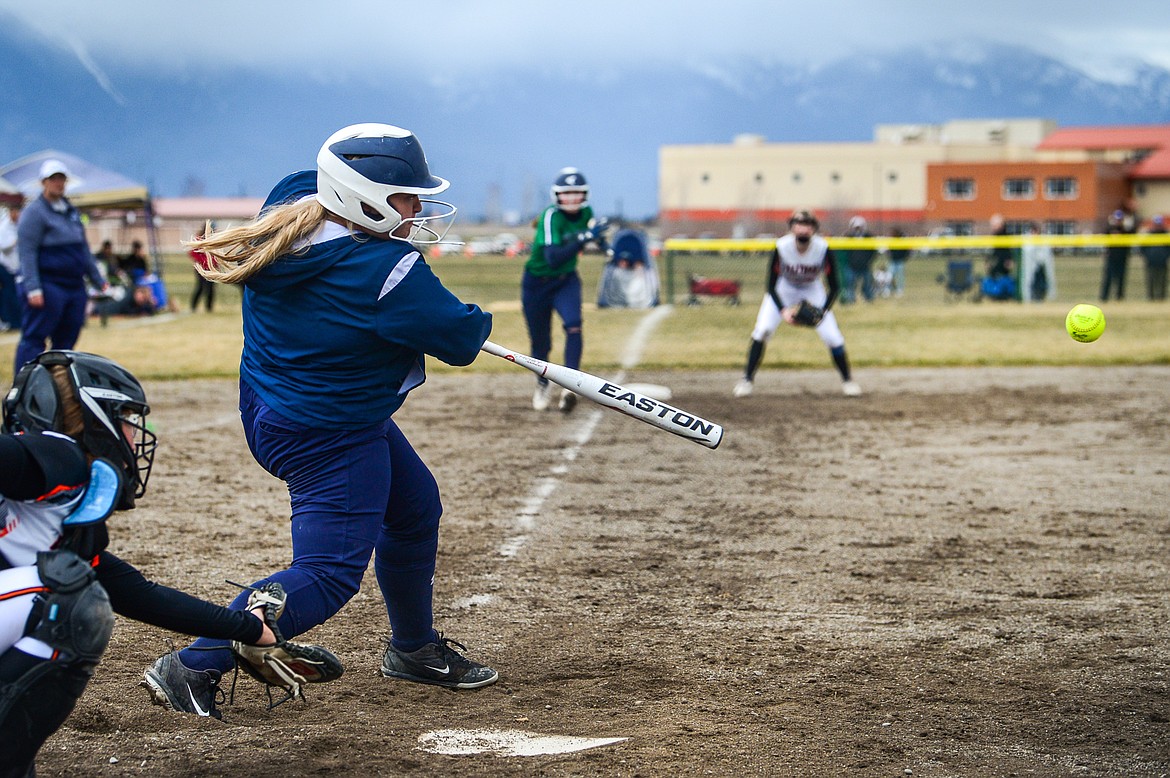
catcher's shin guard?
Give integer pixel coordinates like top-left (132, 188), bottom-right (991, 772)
top-left (0, 649), bottom-right (99, 776)
top-left (0, 551), bottom-right (114, 774)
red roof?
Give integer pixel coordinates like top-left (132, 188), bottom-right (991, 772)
top-left (1036, 124), bottom-right (1170, 179)
top-left (1036, 124), bottom-right (1170, 151)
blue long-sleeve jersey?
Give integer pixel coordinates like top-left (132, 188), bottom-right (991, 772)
top-left (240, 171), bottom-right (492, 429)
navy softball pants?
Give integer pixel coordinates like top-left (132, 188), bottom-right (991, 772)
top-left (181, 380), bottom-right (443, 673)
top-left (13, 281), bottom-right (88, 373)
top-left (522, 270), bottom-right (583, 371)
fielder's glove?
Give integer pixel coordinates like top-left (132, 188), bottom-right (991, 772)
top-left (230, 581), bottom-right (344, 709)
top-left (789, 300), bottom-right (824, 327)
top-left (577, 217), bottom-right (611, 245)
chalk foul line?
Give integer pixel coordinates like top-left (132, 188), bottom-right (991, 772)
top-left (495, 306), bottom-right (671, 558)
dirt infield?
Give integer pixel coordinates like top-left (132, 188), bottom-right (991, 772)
top-left (36, 366), bottom-right (1170, 777)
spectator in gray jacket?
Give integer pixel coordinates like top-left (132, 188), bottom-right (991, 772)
top-left (13, 160), bottom-right (106, 372)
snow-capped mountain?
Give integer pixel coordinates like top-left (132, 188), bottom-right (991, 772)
top-left (2, 13), bottom-right (1168, 220)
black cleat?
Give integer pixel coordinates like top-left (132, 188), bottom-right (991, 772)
top-left (381, 634), bottom-right (498, 689)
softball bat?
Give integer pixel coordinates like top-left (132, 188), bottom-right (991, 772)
top-left (480, 341), bottom-right (723, 449)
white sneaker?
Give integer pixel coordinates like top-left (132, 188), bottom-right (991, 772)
top-left (532, 382), bottom-right (553, 411)
top-left (558, 389), bottom-right (577, 413)
top-left (732, 379), bottom-right (753, 398)
top-left (842, 380), bottom-right (862, 397)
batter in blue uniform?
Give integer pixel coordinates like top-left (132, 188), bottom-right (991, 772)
top-left (146, 123), bottom-right (499, 703)
top-left (523, 168), bottom-right (608, 412)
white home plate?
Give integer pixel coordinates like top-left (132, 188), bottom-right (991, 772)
top-left (417, 729), bottom-right (628, 756)
top-left (623, 383), bottom-right (672, 401)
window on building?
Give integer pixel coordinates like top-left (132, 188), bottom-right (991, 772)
top-left (1044, 177), bottom-right (1078, 199)
top-left (1044, 220), bottom-right (1079, 235)
top-left (1002, 178), bottom-right (1035, 200)
top-left (945, 221), bottom-right (974, 236)
top-left (1003, 220), bottom-right (1030, 235)
top-left (944, 178), bottom-right (975, 200)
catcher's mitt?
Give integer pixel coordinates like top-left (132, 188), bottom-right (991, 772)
top-left (789, 300), bottom-right (824, 327)
top-left (230, 582), bottom-right (344, 709)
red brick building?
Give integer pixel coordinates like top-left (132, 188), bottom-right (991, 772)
top-left (659, 120), bottom-right (1170, 237)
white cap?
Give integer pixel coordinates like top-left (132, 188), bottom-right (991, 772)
top-left (848, 215), bottom-right (867, 230)
top-left (39, 159), bottom-right (70, 180)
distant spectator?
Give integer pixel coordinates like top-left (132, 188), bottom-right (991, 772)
top-left (1019, 221), bottom-right (1056, 302)
top-left (839, 215), bottom-right (875, 303)
top-left (886, 226), bottom-right (910, 298)
top-left (13, 159), bottom-right (108, 372)
top-left (987, 214), bottom-right (1014, 277)
top-left (94, 240), bottom-right (116, 272)
top-left (1141, 215), bottom-right (1168, 301)
top-left (128, 284), bottom-right (159, 316)
top-left (189, 224), bottom-right (215, 312)
top-left (93, 282), bottom-right (158, 322)
top-left (1100, 209), bottom-right (1134, 301)
top-left (93, 239), bottom-right (130, 289)
top-left (982, 214), bottom-right (1017, 301)
top-left (0, 199), bottom-right (22, 331)
top-left (118, 240), bottom-right (149, 280)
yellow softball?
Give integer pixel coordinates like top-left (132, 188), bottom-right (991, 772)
top-left (1065, 304), bottom-right (1106, 343)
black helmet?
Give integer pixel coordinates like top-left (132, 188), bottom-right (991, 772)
top-left (4, 351), bottom-right (156, 509)
top-left (788, 209), bottom-right (820, 230)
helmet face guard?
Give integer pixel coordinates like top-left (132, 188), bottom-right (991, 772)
top-left (316, 123), bottom-right (457, 243)
top-left (4, 351), bottom-right (156, 509)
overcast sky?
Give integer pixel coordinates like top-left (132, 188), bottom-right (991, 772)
top-left (3, 0), bottom-right (1170, 84)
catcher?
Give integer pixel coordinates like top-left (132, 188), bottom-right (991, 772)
top-left (733, 209), bottom-right (862, 398)
top-left (0, 352), bottom-right (341, 770)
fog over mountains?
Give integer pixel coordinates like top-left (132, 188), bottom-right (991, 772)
top-left (2, 12), bottom-right (1169, 220)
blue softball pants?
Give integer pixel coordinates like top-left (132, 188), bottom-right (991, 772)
top-left (180, 380), bottom-right (443, 673)
top-left (521, 270), bottom-right (582, 372)
top-left (13, 281), bottom-right (88, 373)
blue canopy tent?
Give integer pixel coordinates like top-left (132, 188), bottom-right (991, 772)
top-left (0, 149), bottom-right (162, 275)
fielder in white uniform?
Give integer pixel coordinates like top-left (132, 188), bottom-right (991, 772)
top-left (733, 210), bottom-right (861, 397)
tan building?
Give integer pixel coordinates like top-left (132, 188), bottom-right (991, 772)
top-left (658, 119), bottom-right (1170, 236)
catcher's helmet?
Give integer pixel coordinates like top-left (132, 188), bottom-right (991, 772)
top-left (316, 123), bottom-right (454, 241)
top-left (551, 167), bottom-right (589, 213)
top-left (4, 351), bottom-right (156, 509)
top-left (788, 209), bottom-right (820, 230)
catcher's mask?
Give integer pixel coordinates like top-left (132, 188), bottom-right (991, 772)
top-left (4, 351), bottom-right (156, 509)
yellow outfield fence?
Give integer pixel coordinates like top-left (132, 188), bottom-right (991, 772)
top-left (659, 233), bottom-right (1170, 305)
top-left (665, 233), bottom-right (1170, 253)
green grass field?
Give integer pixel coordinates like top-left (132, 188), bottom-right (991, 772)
top-left (1, 248), bottom-right (1166, 384)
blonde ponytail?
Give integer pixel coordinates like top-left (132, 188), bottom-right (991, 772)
top-left (186, 198), bottom-right (331, 285)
